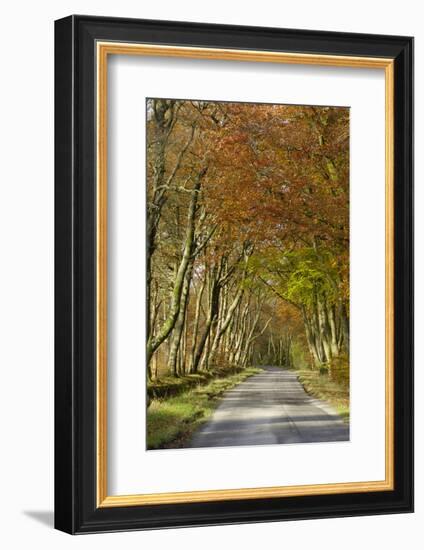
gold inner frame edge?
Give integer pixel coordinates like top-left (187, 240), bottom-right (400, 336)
top-left (96, 41), bottom-right (395, 508)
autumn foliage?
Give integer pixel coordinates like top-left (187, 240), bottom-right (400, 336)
top-left (146, 98), bottom-right (349, 380)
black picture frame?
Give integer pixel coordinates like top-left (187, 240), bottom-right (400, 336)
top-left (55, 14), bottom-right (414, 534)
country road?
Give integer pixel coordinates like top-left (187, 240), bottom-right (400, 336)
top-left (189, 366), bottom-right (349, 448)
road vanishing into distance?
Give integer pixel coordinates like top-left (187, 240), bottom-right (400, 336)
top-left (189, 366), bottom-right (349, 448)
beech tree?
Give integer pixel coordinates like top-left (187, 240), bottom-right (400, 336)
top-left (146, 99), bottom-right (349, 380)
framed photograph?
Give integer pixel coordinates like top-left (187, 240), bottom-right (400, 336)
top-left (54, 15), bottom-right (413, 534)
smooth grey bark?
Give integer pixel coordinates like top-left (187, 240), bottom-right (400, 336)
top-left (167, 261), bottom-right (193, 376)
top-left (188, 273), bottom-right (206, 373)
top-left (328, 303), bottom-right (340, 356)
top-left (146, 100), bottom-right (195, 346)
top-left (208, 285), bottom-right (244, 367)
top-left (317, 295), bottom-right (332, 362)
top-left (146, 168), bottom-right (206, 367)
top-left (340, 302), bottom-right (350, 354)
top-left (302, 306), bottom-right (324, 368)
top-left (191, 269), bottom-right (220, 373)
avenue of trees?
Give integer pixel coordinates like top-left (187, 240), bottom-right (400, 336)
top-left (146, 98), bottom-right (349, 381)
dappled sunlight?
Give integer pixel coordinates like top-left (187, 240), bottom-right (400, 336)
top-left (190, 367), bottom-right (349, 448)
top-left (146, 98), bottom-right (349, 450)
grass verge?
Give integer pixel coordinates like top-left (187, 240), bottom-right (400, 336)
top-left (295, 368), bottom-right (350, 422)
top-left (148, 367), bottom-right (245, 400)
top-left (147, 367), bottom-right (262, 449)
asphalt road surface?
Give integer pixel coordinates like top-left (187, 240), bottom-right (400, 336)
top-left (189, 366), bottom-right (349, 448)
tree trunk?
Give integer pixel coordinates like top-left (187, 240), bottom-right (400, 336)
top-left (188, 273), bottom-right (206, 373)
top-left (340, 302), bottom-right (350, 354)
top-left (328, 303), bottom-right (340, 356)
top-left (302, 306), bottom-right (323, 368)
top-left (191, 273), bottom-right (220, 373)
top-left (167, 262), bottom-right (193, 376)
top-left (317, 295), bottom-right (332, 363)
top-left (208, 284), bottom-right (244, 367)
top-left (146, 168), bottom-right (205, 365)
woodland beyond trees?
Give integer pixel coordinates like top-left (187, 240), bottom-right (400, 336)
top-left (146, 98), bottom-right (349, 384)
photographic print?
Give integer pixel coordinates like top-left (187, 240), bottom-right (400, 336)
top-left (55, 17), bottom-right (413, 533)
top-left (146, 98), bottom-right (350, 450)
